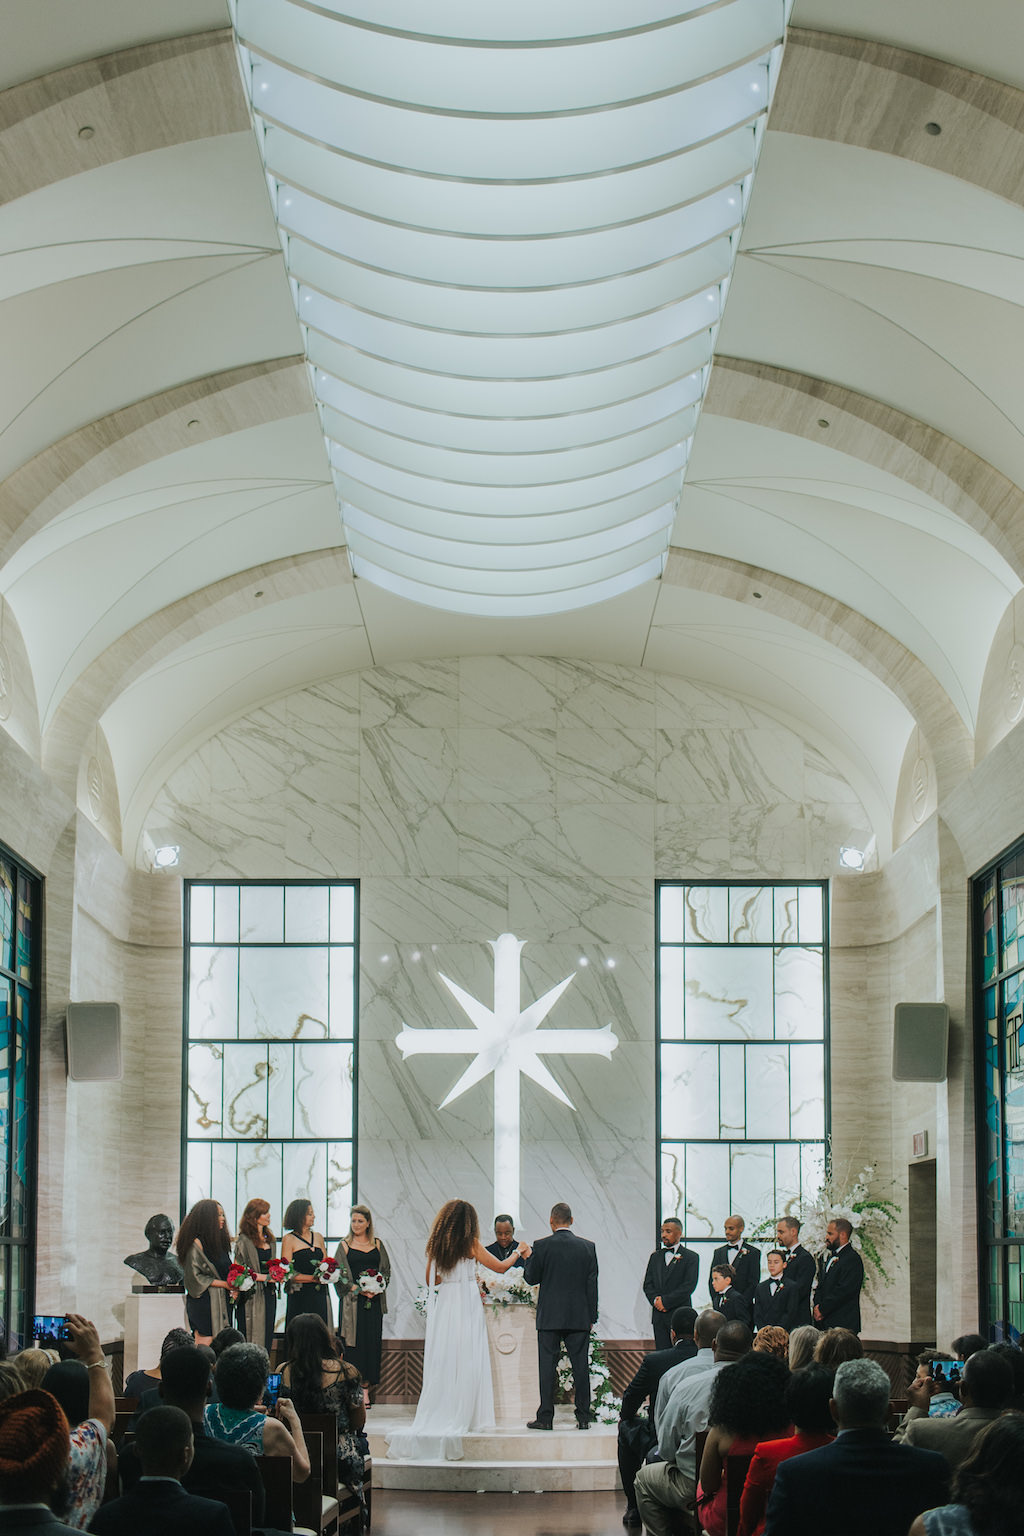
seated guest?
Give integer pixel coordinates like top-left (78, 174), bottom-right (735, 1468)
top-left (785, 1325), bottom-right (819, 1371)
top-left (951, 1334), bottom-right (987, 1362)
top-left (710, 1266), bottom-right (752, 1326)
top-left (617, 1306), bottom-right (697, 1527)
top-left (984, 1341), bottom-right (1024, 1410)
top-left (88, 1406), bottom-right (233, 1536)
top-left (122, 1328), bottom-right (193, 1401)
top-left (903, 1349), bottom-right (1014, 1471)
top-left (752, 1327), bottom-right (789, 1361)
top-left (696, 1351), bottom-right (791, 1536)
top-left (763, 1358), bottom-right (949, 1536)
top-left (0, 1365), bottom-right (27, 1404)
top-left (118, 1346), bottom-right (265, 1535)
top-left (11, 1352), bottom-right (58, 1391)
top-left (485, 1215), bottom-right (525, 1270)
top-left (210, 1329), bottom-right (245, 1360)
top-left (41, 1317), bottom-right (114, 1533)
top-left (812, 1328), bottom-right (863, 1368)
top-left (895, 1351), bottom-right (959, 1438)
top-left (205, 1344), bottom-right (310, 1480)
top-left (737, 1363), bottom-right (835, 1536)
top-left (753, 1252), bottom-right (800, 1334)
top-left (635, 1322), bottom-right (752, 1536)
top-left (280, 1315), bottom-right (366, 1515)
top-left (908, 1413), bottom-right (1024, 1536)
top-left (0, 1387), bottom-right (81, 1534)
top-left (653, 1309), bottom-right (725, 1432)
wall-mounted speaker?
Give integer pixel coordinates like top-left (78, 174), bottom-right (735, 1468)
top-left (892, 1002), bottom-right (949, 1082)
top-left (66, 1002), bottom-right (122, 1082)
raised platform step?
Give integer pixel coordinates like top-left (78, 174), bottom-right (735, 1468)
top-left (367, 1406), bottom-right (622, 1492)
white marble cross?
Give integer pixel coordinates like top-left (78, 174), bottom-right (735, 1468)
top-left (395, 933), bottom-right (618, 1224)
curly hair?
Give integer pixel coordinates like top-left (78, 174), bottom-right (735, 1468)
top-left (784, 1364), bottom-right (836, 1434)
top-left (952, 1413), bottom-right (1024, 1534)
top-left (176, 1198), bottom-right (231, 1261)
top-left (238, 1198), bottom-right (275, 1246)
top-left (215, 1343), bottom-right (270, 1410)
top-left (707, 1350), bottom-right (791, 1439)
top-left (283, 1314), bottom-right (360, 1416)
top-left (426, 1199), bottom-right (479, 1275)
top-left (813, 1328), bottom-right (863, 1367)
top-left (753, 1326), bottom-right (789, 1360)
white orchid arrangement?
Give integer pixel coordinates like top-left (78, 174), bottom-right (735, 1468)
top-left (476, 1268), bottom-right (537, 1309)
top-left (555, 1333), bottom-right (620, 1425)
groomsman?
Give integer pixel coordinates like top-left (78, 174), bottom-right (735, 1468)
top-left (753, 1249), bottom-right (801, 1332)
top-left (486, 1214), bottom-right (525, 1270)
top-left (775, 1216), bottom-right (816, 1325)
top-left (642, 1219), bottom-right (699, 1350)
top-left (813, 1218), bottom-right (865, 1333)
top-left (710, 1264), bottom-right (752, 1325)
top-left (709, 1216), bottom-right (761, 1301)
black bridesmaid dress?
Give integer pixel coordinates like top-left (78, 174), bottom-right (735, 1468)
top-left (346, 1245), bottom-right (384, 1386)
top-left (285, 1236), bottom-right (331, 1330)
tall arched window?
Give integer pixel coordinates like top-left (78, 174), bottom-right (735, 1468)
top-left (0, 848), bottom-right (40, 1350)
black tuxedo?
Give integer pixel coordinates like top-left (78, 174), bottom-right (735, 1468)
top-left (642, 1244), bottom-right (698, 1349)
top-left (89, 1481), bottom-right (235, 1536)
top-left (119, 1418), bottom-right (265, 1528)
top-left (523, 1227), bottom-right (598, 1424)
top-left (763, 1428), bottom-right (949, 1536)
top-left (0, 1511), bottom-right (80, 1535)
top-left (779, 1243), bottom-right (815, 1323)
top-left (709, 1243), bottom-right (761, 1300)
top-left (814, 1242), bottom-right (865, 1332)
top-left (485, 1239), bottom-right (524, 1269)
top-left (711, 1285), bottom-right (752, 1326)
top-left (752, 1276), bottom-right (800, 1332)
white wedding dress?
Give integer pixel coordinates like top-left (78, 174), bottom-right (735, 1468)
top-left (386, 1256), bottom-right (494, 1461)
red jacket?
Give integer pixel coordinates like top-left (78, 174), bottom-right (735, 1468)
top-left (737, 1430), bottom-right (835, 1536)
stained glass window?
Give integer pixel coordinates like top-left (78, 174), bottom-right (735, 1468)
top-left (657, 882), bottom-right (828, 1293)
top-left (0, 850), bottom-right (39, 1350)
top-left (184, 883), bottom-right (358, 1267)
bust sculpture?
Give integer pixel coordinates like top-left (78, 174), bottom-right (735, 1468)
top-left (124, 1213), bottom-right (184, 1286)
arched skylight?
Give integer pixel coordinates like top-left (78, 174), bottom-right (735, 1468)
top-left (231, 0), bottom-right (790, 614)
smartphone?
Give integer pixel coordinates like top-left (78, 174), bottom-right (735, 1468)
top-left (33, 1315), bottom-right (71, 1345)
top-left (930, 1359), bottom-right (959, 1384)
top-left (264, 1371), bottom-right (283, 1410)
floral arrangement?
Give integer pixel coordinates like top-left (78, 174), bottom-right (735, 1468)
top-left (555, 1333), bottom-right (620, 1425)
top-left (751, 1153), bottom-right (902, 1301)
top-left (313, 1255), bottom-right (340, 1289)
top-left (413, 1284), bottom-right (436, 1317)
top-left (226, 1263), bottom-right (258, 1295)
top-left (267, 1260), bottom-right (290, 1285)
top-left (477, 1269), bottom-right (537, 1309)
top-left (357, 1267), bottom-right (387, 1307)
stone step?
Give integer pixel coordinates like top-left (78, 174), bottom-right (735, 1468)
top-left (374, 1457), bottom-right (621, 1492)
top-left (368, 1425), bottom-right (615, 1463)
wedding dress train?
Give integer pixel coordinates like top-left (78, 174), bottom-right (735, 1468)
top-left (386, 1257), bottom-right (494, 1461)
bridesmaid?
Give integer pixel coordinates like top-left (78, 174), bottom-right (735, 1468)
top-left (282, 1197), bottom-right (332, 1330)
top-left (335, 1205), bottom-right (391, 1400)
top-left (177, 1199), bottom-right (234, 1346)
top-left (234, 1197), bottom-right (277, 1353)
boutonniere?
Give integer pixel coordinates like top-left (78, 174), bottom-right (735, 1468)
top-left (736, 1247), bottom-right (749, 1258)
top-left (668, 1251), bottom-right (685, 1264)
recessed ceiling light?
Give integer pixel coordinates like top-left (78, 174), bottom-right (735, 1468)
top-left (817, 418), bottom-right (830, 429)
top-left (751, 591), bottom-right (762, 599)
top-left (153, 845), bottom-right (180, 869)
top-left (254, 589), bottom-right (264, 598)
top-left (186, 419), bottom-right (200, 429)
top-left (77, 126), bottom-right (95, 140)
top-left (924, 121), bottom-right (942, 136)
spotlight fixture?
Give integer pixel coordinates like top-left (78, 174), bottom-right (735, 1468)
top-left (153, 845), bottom-right (180, 869)
top-left (838, 846), bottom-right (866, 870)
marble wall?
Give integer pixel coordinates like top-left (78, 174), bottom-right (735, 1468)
top-left (142, 656), bottom-right (873, 1339)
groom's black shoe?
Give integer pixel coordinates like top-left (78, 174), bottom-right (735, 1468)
top-left (526, 1419), bottom-right (553, 1430)
top-left (623, 1509), bottom-right (642, 1527)
top-left (576, 1415), bottom-right (591, 1430)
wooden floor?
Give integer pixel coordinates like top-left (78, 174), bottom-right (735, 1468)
top-left (375, 1489), bottom-right (626, 1535)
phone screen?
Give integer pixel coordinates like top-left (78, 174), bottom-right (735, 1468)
top-left (265, 1371), bottom-right (282, 1409)
top-left (930, 1359), bottom-right (959, 1385)
top-left (33, 1315), bottom-right (71, 1345)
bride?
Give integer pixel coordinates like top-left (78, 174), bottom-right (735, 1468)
top-left (387, 1198), bottom-right (530, 1461)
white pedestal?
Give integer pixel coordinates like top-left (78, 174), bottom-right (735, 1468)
top-left (485, 1303), bottom-right (537, 1424)
top-left (123, 1292), bottom-right (188, 1379)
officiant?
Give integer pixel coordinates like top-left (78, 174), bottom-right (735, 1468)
top-left (486, 1214), bottom-right (525, 1269)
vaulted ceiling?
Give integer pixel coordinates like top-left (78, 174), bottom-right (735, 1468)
top-left (1, 1), bottom-right (1022, 863)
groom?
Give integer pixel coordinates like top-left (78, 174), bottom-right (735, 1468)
top-left (522, 1201), bottom-right (599, 1430)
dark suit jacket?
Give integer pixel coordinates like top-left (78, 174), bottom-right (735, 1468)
top-left (119, 1421), bottom-right (265, 1528)
top-left (711, 1286), bottom-right (752, 1326)
top-left (484, 1240), bottom-right (524, 1269)
top-left (752, 1277), bottom-right (800, 1332)
top-left (620, 1338), bottom-right (697, 1419)
top-left (522, 1228), bottom-right (598, 1331)
top-left (814, 1244), bottom-right (864, 1332)
top-left (763, 1428), bottom-right (949, 1536)
top-left (89, 1482), bottom-right (235, 1536)
top-left (709, 1244), bottom-right (761, 1300)
top-left (642, 1246), bottom-right (698, 1316)
top-left (780, 1244), bottom-right (816, 1321)
top-left (0, 1511), bottom-right (80, 1535)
